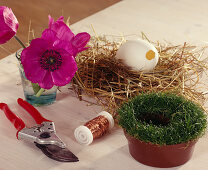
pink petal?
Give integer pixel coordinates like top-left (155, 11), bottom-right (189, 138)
top-left (41, 29), bottom-right (57, 44)
top-left (57, 16), bottom-right (64, 22)
top-left (50, 19), bottom-right (74, 41)
top-left (25, 66), bottom-right (47, 84)
top-left (3, 7), bottom-right (18, 32)
top-left (21, 38), bottom-right (49, 64)
top-left (0, 6), bottom-right (6, 12)
top-left (0, 7), bottom-right (8, 31)
top-left (72, 32), bottom-right (90, 49)
top-left (72, 32), bottom-right (90, 57)
top-left (39, 71), bottom-right (54, 89)
top-left (22, 53), bottom-right (46, 83)
top-left (0, 6), bottom-right (18, 44)
top-left (51, 71), bottom-right (68, 86)
top-left (48, 15), bottom-right (54, 28)
top-left (53, 39), bottom-right (73, 56)
top-left (0, 30), bottom-right (15, 44)
top-left (72, 48), bottom-right (78, 58)
top-left (51, 51), bottom-right (77, 85)
top-left (48, 15), bottom-right (64, 30)
top-left (21, 38), bottom-right (50, 84)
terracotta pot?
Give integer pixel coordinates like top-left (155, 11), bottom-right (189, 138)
top-left (124, 131), bottom-right (197, 168)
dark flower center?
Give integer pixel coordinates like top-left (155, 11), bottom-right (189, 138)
top-left (40, 50), bottom-right (62, 71)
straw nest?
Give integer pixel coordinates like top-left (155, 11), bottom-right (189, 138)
top-left (71, 35), bottom-right (208, 117)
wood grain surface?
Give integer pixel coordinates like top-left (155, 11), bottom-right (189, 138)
top-left (0, 0), bottom-right (120, 59)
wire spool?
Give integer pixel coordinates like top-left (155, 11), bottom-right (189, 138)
top-left (74, 111), bottom-right (114, 145)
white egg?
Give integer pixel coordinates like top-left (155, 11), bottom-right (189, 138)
top-left (115, 39), bottom-right (159, 72)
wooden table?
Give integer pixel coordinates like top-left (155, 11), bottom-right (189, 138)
top-left (0, 0), bottom-right (207, 169)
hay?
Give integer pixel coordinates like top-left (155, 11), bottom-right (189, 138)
top-left (71, 36), bottom-right (208, 117)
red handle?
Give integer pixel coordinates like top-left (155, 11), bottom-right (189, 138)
top-left (0, 103), bottom-right (26, 138)
top-left (17, 98), bottom-right (51, 124)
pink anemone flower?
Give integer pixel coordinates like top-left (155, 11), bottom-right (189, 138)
top-left (0, 6), bottom-right (19, 44)
top-left (21, 16), bottom-right (90, 90)
top-left (21, 29), bottom-right (78, 90)
top-left (48, 15), bottom-right (90, 57)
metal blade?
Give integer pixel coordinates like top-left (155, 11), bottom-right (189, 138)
top-left (35, 143), bottom-right (79, 162)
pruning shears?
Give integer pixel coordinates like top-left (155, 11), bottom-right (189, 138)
top-left (0, 98), bottom-right (78, 162)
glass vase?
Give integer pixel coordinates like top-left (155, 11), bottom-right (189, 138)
top-left (19, 66), bottom-right (57, 106)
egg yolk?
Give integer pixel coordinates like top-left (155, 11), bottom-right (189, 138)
top-left (146, 50), bottom-right (155, 60)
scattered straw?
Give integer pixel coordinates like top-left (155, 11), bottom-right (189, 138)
top-left (71, 36), bottom-right (208, 117)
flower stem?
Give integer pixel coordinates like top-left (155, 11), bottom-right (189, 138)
top-left (35, 88), bottom-right (45, 97)
top-left (14, 35), bottom-right (26, 49)
top-left (32, 83), bottom-right (41, 94)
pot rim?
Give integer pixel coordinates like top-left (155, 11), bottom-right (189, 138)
top-left (123, 129), bottom-right (198, 147)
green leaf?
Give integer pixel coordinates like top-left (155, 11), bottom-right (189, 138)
top-left (32, 83), bottom-right (41, 94)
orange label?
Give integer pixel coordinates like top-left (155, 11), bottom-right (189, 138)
top-left (146, 50), bottom-right (155, 60)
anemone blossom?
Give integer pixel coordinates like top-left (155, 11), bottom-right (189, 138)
top-left (48, 15), bottom-right (90, 57)
top-left (21, 29), bottom-right (77, 89)
top-left (21, 16), bottom-right (90, 90)
top-left (0, 6), bottom-right (18, 44)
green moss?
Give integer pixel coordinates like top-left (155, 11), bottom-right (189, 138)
top-left (118, 93), bottom-right (207, 145)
